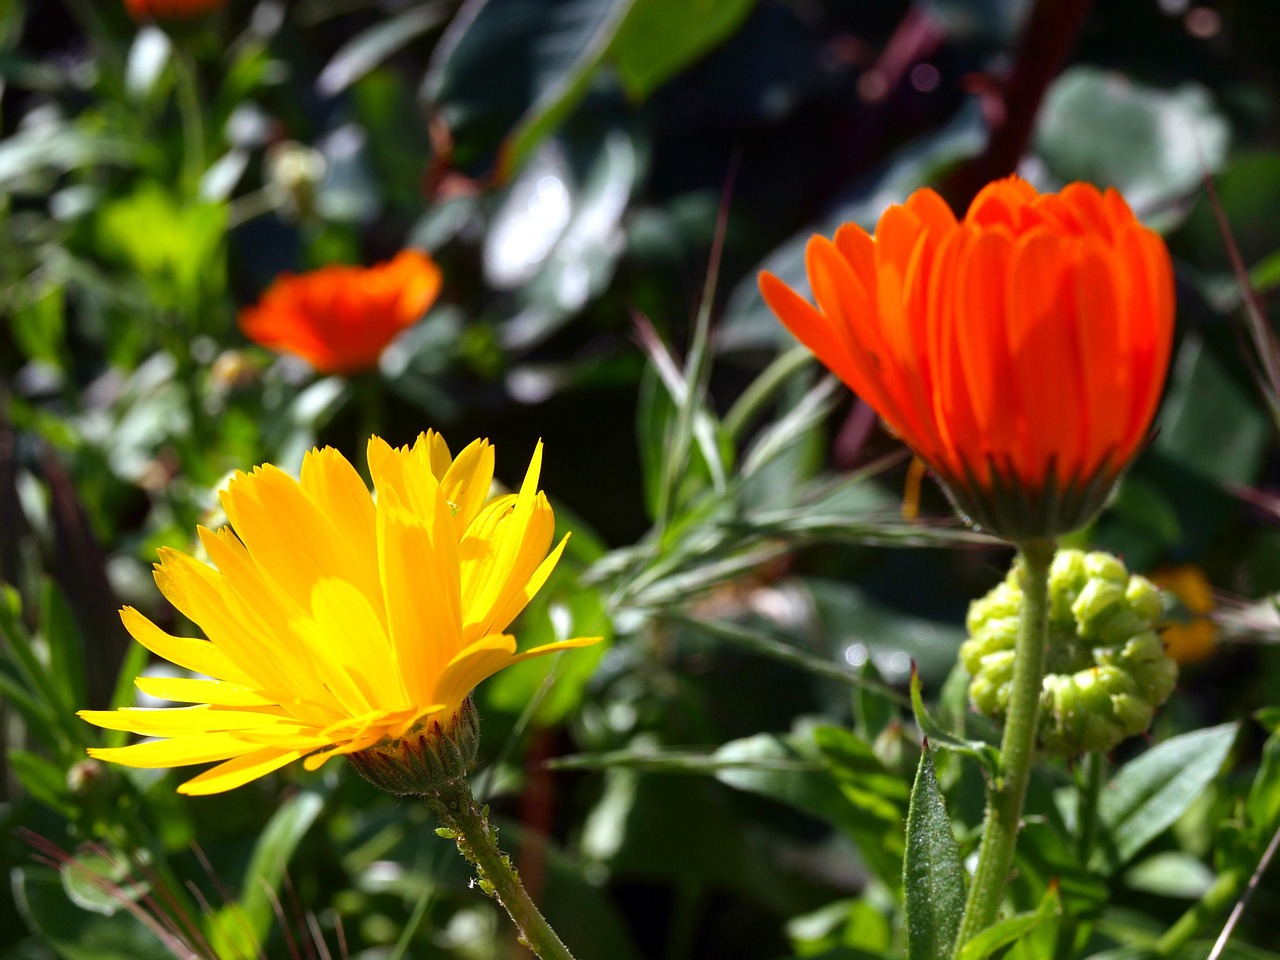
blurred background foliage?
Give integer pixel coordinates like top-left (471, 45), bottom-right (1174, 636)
top-left (7, 0), bottom-right (1280, 958)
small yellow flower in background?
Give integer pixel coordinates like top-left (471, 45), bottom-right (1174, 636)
top-left (79, 433), bottom-right (598, 795)
top-left (1150, 565), bottom-right (1218, 665)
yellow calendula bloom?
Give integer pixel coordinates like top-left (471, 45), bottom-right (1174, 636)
top-left (79, 432), bottom-right (597, 796)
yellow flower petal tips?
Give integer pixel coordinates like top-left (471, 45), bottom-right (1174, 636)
top-left (79, 432), bottom-right (599, 796)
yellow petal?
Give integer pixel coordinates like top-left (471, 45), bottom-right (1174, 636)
top-left (87, 733), bottom-right (255, 768)
top-left (177, 747), bottom-right (308, 795)
top-left (297, 577), bottom-right (404, 710)
top-left (507, 635), bottom-right (602, 665)
top-left (158, 544), bottom-right (332, 713)
top-left (432, 632), bottom-right (598, 710)
top-left (220, 464), bottom-right (373, 614)
top-left (440, 438), bottom-right (495, 533)
top-left (418, 430), bottom-right (454, 481)
top-left (119, 607), bottom-right (254, 686)
top-left (377, 488), bottom-right (463, 702)
top-left (134, 676), bottom-right (275, 707)
top-left (461, 489), bottom-right (555, 643)
top-left (299, 447), bottom-right (381, 602)
top-left (486, 532), bottom-right (570, 639)
top-left (302, 733), bottom-right (384, 771)
top-left (431, 634), bottom-right (518, 710)
top-left (78, 705), bottom-right (286, 736)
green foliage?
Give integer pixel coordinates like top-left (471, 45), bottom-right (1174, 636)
top-left (5, 2), bottom-right (1280, 959)
top-left (1092, 724), bottom-right (1238, 873)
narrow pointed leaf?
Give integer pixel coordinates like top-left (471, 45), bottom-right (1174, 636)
top-left (1092, 723), bottom-right (1237, 872)
top-left (904, 745), bottom-right (965, 960)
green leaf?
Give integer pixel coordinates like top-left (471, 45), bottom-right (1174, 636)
top-left (1034, 66), bottom-right (1229, 219)
top-left (1256, 706), bottom-right (1280, 733)
top-left (609, 0), bottom-right (755, 100)
top-left (41, 578), bottom-right (87, 716)
top-left (12, 867), bottom-right (178, 960)
top-left (1013, 821), bottom-right (1108, 914)
top-left (904, 746), bottom-right (964, 960)
top-left (955, 884), bottom-right (1060, 960)
top-left (60, 852), bottom-right (149, 916)
top-left (1246, 734), bottom-right (1280, 844)
top-left (317, 2), bottom-right (449, 96)
top-left (814, 726), bottom-right (911, 889)
top-left (0, 584), bottom-right (78, 753)
top-left (423, 0), bottom-right (636, 176)
top-left (1154, 335), bottom-right (1270, 487)
top-left (1123, 852), bottom-right (1215, 899)
top-left (0, 126), bottom-right (137, 189)
top-left (95, 185), bottom-right (226, 313)
top-left (909, 666), bottom-right (999, 775)
top-left (1092, 723), bottom-right (1237, 872)
top-left (9, 749), bottom-right (75, 817)
top-left (854, 658), bottom-right (898, 742)
top-left (208, 791), bottom-right (324, 954)
top-left (9, 277), bottom-right (66, 367)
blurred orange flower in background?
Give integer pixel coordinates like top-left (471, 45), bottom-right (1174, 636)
top-left (125, 0), bottom-right (226, 21)
top-left (760, 176), bottom-right (1175, 539)
top-left (239, 250), bottom-right (442, 376)
top-left (1151, 565), bottom-right (1218, 665)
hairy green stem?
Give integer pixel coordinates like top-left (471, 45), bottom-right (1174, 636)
top-left (427, 778), bottom-right (578, 960)
top-left (954, 537), bottom-right (1057, 954)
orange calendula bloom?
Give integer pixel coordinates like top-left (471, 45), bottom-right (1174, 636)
top-left (760, 176), bottom-right (1175, 539)
top-left (79, 433), bottom-right (598, 795)
top-left (1151, 565), bottom-right (1218, 665)
top-left (125, 0), bottom-right (225, 20)
top-left (239, 250), bottom-right (442, 376)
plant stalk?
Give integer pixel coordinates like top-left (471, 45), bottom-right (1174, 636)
top-left (953, 537), bottom-right (1057, 954)
top-left (427, 778), bottom-right (578, 960)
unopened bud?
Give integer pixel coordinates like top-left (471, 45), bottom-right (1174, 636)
top-left (962, 549), bottom-right (1178, 755)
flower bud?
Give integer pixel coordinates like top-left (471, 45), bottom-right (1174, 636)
top-left (963, 549), bottom-right (1178, 755)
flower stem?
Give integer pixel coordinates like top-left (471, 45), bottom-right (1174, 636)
top-left (954, 537), bottom-right (1057, 954)
top-left (427, 778), bottom-right (578, 960)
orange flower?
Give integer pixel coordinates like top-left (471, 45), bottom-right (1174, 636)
top-left (125, 0), bottom-right (225, 20)
top-left (760, 176), bottom-right (1175, 539)
top-left (239, 251), bottom-right (442, 376)
top-left (1150, 565), bottom-right (1218, 665)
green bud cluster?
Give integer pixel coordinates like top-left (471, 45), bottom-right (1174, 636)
top-left (961, 549), bottom-right (1178, 755)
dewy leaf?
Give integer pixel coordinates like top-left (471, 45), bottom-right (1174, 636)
top-left (1092, 723), bottom-right (1238, 873)
top-left (608, 0), bottom-right (756, 101)
top-left (955, 883), bottom-right (1060, 960)
top-left (904, 745), bottom-right (965, 960)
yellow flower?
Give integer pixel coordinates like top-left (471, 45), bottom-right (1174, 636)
top-left (79, 433), bottom-right (598, 795)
